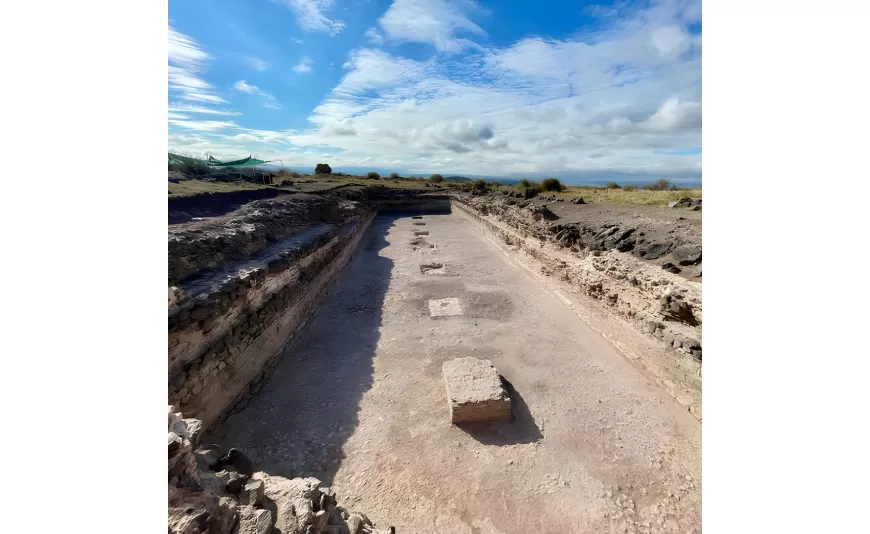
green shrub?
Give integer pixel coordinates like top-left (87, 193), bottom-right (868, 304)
top-left (474, 179), bottom-right (487, 191)
top-left (605, 182), bottom-right (622, 189)
top-left (519, 178), bottom-right (532, 188)
top-left (390, 172), bottom-right (400, 179)
top-left (367, 171), bottom-right (380, 179)
top-left (539, 177), bottom-right (565, 192)
top-left (642, 178), bottom-right (671, 191)
top-left (168, 151), bottom-right (210, 177)
top-left (428, 174), bottom-right (444, 183)
top-left (670, 184), bottom-right (679, 191)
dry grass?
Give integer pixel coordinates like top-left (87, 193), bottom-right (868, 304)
top-left (168, 174), bottom-right (433, 197)
top-left (168, 179), bottom-right (275, 197)
top-left (537, 185), bottom-right (702, 206)
top-left (169, 173), bottom-right (700, 207)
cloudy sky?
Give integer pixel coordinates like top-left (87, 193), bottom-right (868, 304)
top-left (168, 0), bottom-right (701, 184)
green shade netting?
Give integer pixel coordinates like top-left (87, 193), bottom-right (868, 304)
top-left (207, 155), bottom-right (269, 167)
top-left (168, 153), bottom-right (206, 166)
top-left (168, 153), bottom-right (270, 167)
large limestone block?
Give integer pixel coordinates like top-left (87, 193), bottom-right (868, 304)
top-left (442, 357), bottom-right (512, 423)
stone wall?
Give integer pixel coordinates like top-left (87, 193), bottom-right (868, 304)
top-left (451, 196), bottom-right (703, 420)
top-left (169, 196), bottom-right (365, 284)
top-left (168, 213), bottom-right (375, 429)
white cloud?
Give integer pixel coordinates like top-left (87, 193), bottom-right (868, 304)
top-left (234, 80), bottom-right (282, 108)
top-left (378, 0), bottom-right (485, 53)
top-left (291, 38), bottom-right (304, 44)
top-left (168, 104), bottom-right (242, 116)
top-left (334, 49), bottom-right (430, 96)
top-left (650, 26), bottom-right (690, 59)
top-left (168, 26), bottom-right (226, 104)
top-left (247, 57), bottom-right (270, 71)
top-left (233, 80), bottom-right (259, 94)
top-left (186, 0), bottom-right (702, 180)
top-left (364, 27), bottom-right (384, 45)
top-left (641, 98), bottom-right (701, 132)
top-left (277, 0), bottom-right (345, 35)
top-left (169, 119), bottom-right (238, 131)
top-left (292, 56), bottom-right (314, 74)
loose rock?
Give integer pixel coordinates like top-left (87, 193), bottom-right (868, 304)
top-left (442, 357), bottom-right (512, 423)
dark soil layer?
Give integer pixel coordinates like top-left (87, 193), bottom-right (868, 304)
top-left (467, 192), bottom-right (702, 281)
top-left (169, 189), bottom-right (294, 224)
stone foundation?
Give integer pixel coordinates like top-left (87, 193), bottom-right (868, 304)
top-left (443, 357), bottom-right (512, 423)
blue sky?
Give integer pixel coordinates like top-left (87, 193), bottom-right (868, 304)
top-left (169, 0), bottom-right (701, 184)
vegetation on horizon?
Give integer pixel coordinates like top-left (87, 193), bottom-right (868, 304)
top-left (168, 162), bottom-right (700, 206)
top-left (539, 177), bottom-right (566, 192)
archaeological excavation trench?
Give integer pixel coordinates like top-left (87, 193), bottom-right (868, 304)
top-left (168, 187), bottom-right (702, 534)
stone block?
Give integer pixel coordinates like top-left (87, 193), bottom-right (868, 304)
top-left (442, 357), bottom-right (512, 423)
top-left (237, 506), bottom-right (273, 534)
top-left (240, 480), bottom-right (265, 506)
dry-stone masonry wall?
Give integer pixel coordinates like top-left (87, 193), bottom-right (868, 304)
top-left (169, 208), bottom-right (375, 429)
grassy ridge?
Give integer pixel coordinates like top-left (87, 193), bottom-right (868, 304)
top-left (168, 180), bottom-right (276, 197)
top-left (552, 186), bottom-right (702, 206)
top-left (168, 174), bottom-right (700, 206)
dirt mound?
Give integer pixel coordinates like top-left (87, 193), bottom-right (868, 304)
top-left (463, 191), bottom-right (702, 280)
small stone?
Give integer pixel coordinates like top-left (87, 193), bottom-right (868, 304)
top-left (168, 432), bottom-right (182, 455)
top-left (240, 480), bottom-right (265, 506)
top-left (194, 444), bottom-right (226, 471)
top-left (237, 506), bottom-right (273, 534)
top-left (346, 513), bottom-right (372, 534)
top-left (661, 262), bottom-right (681, 274)
top-left (313, 510), bottom-right (329, 531)
top-left (675, 395), bottom-right (694, 408)
top-left (672, 244), bottom-right (702, 266)
top-left (183, 418), bottom-right (203, 446)
top-left (225, 472), bottom-right (248, 494)
top-left (682, 338), bottom-right (701, 350)
top-left (220, 448), bottom-right (254, 476)
top-left (643, 243), bottom-right (671, 260)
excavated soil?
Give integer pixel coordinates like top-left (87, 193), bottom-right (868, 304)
top-left (208, 211), bottom-right (702, 533)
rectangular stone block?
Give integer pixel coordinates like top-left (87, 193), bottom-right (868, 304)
top-left (442, 357), bottom-right (512, 423)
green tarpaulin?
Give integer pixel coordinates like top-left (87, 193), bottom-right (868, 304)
top-left (168, 153), bottom-right (205, 166)
top-left (207, 155), bottom-right (269, 167)
top-left (168, 153), bottom-right (270, 167)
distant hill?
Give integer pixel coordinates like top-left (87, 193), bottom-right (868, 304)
top-left (444, 176), bottom-right (472, 182)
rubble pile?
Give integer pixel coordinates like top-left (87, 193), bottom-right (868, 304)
top-left (168, 406), bottom-right (393, 534)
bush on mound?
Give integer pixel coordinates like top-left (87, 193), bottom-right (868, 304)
top-left (539, 177), bottom-right (565, 192)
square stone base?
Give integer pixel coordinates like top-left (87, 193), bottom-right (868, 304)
top-left (442, 357), bottom-right (512, 423)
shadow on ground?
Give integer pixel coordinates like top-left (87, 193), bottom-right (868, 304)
top-left (456, 376), bottom-right (543, 445)
top-left (208, 214), bottom-right (401, 486)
